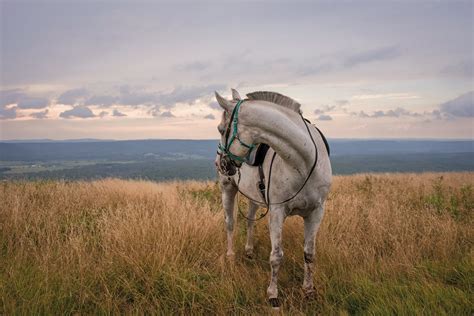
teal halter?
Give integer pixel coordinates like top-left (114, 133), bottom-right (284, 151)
top-left (217, 99), bottom-right (256, 163)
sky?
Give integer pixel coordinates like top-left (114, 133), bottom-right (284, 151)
top-left (0, 0), bottom-right (473, 140)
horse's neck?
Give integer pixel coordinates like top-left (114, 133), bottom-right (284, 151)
top-left (242, 103), bottom-right (314, 174)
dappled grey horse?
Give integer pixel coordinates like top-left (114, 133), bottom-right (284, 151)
top-left (215, 89), bottom-right (332, 309)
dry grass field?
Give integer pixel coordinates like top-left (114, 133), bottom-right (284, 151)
top-left (1, 173), bottom-right (473, 315)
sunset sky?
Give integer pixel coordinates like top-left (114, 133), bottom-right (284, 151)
top-left (1, 1), bottom-right (473, 140)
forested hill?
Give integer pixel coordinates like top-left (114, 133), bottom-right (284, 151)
top-left (1, 139), bottom-right (472, 161)
top-left (0, 139), bottom-right (473, 180)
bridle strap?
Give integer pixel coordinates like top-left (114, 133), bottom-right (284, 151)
top-left (218, 99), bottom-right (255, 163)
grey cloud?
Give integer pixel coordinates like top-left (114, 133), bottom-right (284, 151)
top-left (336, 99), bottom-right (349, 105)
top-left (208, 101), bottom-right (220, 110)
top-left (352, 107), bottom-right (422, 118)
top-left (57, 88), bottom-right (88, 105)
top-left (175, 61), bottom-right (212, 72)
top-left (99, 111), bottom-right (108, 118)
top-left (114, 84), bottom-right (227, 109)
top-left (439, 91), bottom-right (473, 118)
top-left (1, 89), bottom-right (49, 109)
top-left (0, 89), bottom-right (26, 106)
top-left (344, 46), bottom-right (400, 68)
top-left (314, 109), bottom-right (324, 115)
top-left (317, 114), bottom-right (332, 121)
top-left (0, 106), bottom-right (18, 119)
top-left (157, 84), bottom-right (226, 107)
top-left (440, 60), bottom-right (473, 78)
top-left (314, 105), bottom-right (336, 115)
top-left (59, 106), bottom-right (96, 119)
top-left (119, 91), bottom-right (156, 106)
top-left (297, 63), bottom-right (333, 77)
top-left (204, 113), bottom-right (215, 120)
top-left (160, 111), bottom-right (175, 118)
top-left (17, 97), bottom-right (49, 109)
top-left (85, 95), bottom-right (118, 107)
top-left (30, 109), bottom-right (49, 119)
top-left (112, 109), bottom-right (127, 117)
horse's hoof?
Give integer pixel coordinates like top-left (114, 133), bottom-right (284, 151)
top-left (269, 297), bottom-right (280, 310)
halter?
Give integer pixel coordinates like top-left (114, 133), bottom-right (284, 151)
top-left (217, 99), bottom-right (256, 164)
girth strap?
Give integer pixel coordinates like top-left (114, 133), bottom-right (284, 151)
top-left (257, 163), bottom-right (266, 203)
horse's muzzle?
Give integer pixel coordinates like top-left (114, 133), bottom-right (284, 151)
top-left (217, 154), bottom-right (237, 176)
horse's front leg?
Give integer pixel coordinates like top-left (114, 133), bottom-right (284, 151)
top-left (219, 176), bottom-right (238, 257)
top-left (267, 205), bottom-right (286, 309)
top-left (302, 203), bottom-right (325, 296)
top-left (244, 201), bottom-right (259, 258)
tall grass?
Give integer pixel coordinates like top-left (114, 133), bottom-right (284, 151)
top-left (1, 173), bottom-right (473, 314)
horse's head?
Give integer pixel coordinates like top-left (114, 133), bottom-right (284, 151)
top-left (214, 89), bottom-right (255, 176)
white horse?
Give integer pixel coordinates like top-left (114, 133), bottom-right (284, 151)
top-left (214, 89), bottom-right (332, 309)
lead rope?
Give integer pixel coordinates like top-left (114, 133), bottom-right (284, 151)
top-left (235, 115), bottom-right (318, 221)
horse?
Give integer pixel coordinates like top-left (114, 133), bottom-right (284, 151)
top-left (214, 89), bottom-right (332, 309)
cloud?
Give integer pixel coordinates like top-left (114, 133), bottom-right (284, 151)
top-left (175, 61), bottom-right (212, 72)
top-left (297, 63), bottom-right (333, 77)
top-left (85, 95), bottom-right (118, 107)
top-left (156, 84), bottom-right (226, 107)
top-left (351, 93), bottom-right (419, 100)
top-left (30, 109), bottom-right (49, 119)
top-left (160, 111), bottom-right (175, 118)
top-left (317, 114), bottom-right (332, 121)
top-left (335, 99), bottom-right (349, 106)
top-left (355, 110), bottom-right (370, 118)
top-left (1, 89), bottom-right (50, 110)
top-left (0, 89), bottom-right (26, 106)
top-left (314, 105), bottom-right (336, 115)
top-left (208, 101), bottom-right (220, 110)
top-left (439, 91), bottom-right (473, 118)
top-left (57, 88), bottom-right (88, 105)
top-left (112, 109), bottom-right (127, 117)
top-left (204, 113), bottom-right (215, 120)
top-left (440, 60), bottom-right (473, 78)
top-left (0, 106), bottom-right (17, 119)
top-left (343, 46), bottom-right (400, 68)
top-left (17, 97), bottom-right (49, 109)
top-left (59, 106), bottom-right (96, 119)
top-left (118, 88), bottom-right (156, 106)
top-left (352, 107), bottom-right (422, 118)
top-left (98, 111), bottom-right (108, 118)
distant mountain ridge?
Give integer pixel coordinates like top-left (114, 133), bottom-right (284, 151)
top-left (1, 139), bottom-right (473, 162)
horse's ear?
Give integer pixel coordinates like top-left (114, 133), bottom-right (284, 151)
top-left (215, 91), bottom-right (234, 112)
top-left (231, 88), bottom-right (241, 101)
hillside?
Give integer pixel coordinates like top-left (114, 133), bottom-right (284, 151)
top-left (1, 173), bottom-right (473, 314)
top-left (1, 139), bottom-right (473, 180)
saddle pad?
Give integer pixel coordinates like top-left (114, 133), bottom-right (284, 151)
top-left (246, 143), bottom-right (270, 167)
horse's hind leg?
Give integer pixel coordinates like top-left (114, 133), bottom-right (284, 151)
top-left (244, 201), bottom-right (259, 258)
top-left (267, 206), bottom-right (285, 309)
top-left (219, 176), bottom-right (238, 257)
top-left (302, 204), bottom-right (325, 295)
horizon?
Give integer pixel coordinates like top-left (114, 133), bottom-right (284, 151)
top-left (1, 1), bottom-right (473, 140)
top-left (2, 137), bottom-right (474, 143)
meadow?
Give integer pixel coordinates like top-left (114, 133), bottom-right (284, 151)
top-left (0, 173), bottom-right (472, 314)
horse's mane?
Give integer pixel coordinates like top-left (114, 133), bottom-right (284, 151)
top-left (246, 91), bottom-right (302, 114)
